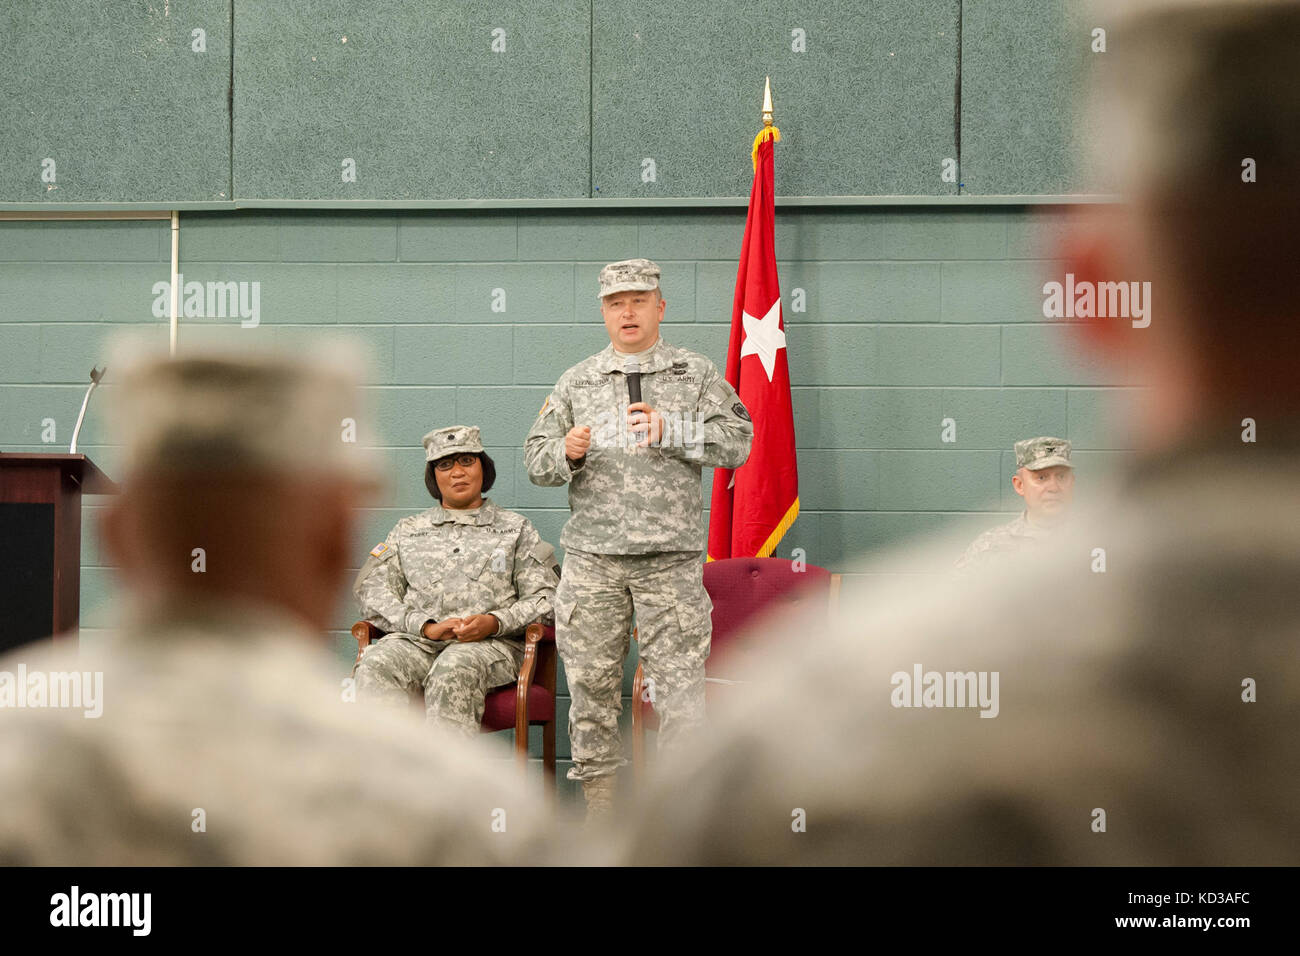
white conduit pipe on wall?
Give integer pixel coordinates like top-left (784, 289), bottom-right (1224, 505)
top-left (169, 210), bottom-right (179, 355)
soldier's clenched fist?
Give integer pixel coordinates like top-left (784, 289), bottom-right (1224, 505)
top-left (566, 425), bottom-right (592, 461)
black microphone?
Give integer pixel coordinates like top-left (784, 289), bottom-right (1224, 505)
top-left (625, 360), bottom-right (642, 448)
top-left (625, 359), bottom-right (642, 406)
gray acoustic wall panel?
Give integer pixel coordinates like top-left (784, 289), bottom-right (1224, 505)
top-left (960, 0), bottom-right (1115, 195)
top-left (0, 0), bottom-right (232, 203)
top-left (592, 0), bottom-right (960, 198)
top-left (234, 0), bottom-right (590, 201)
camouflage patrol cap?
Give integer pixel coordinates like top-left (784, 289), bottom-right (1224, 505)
top-left (422, 425), bottom-right (485, 462)
top-left (106, 338), bottom-right (374, 482)
top-left (598, 258), bottom-right (661, 299)
top-left (1014, 436), bottom-right (1073, 470)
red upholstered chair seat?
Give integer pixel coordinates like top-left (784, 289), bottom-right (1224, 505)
top-left (482, 681), bottom-right (555, 730)
top-left (704, 556), bottom-right (832, 665)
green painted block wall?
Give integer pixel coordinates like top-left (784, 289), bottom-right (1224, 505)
top-left (959, 0), bottom-right (1116, 195)
top-left (0, 207), bottom-right (1139, 789)
top-left (1, 1), bottom-right (1112, 205)
top-left (0, 0), bottom-right (232, 202)
top-left (234, 0), bottom-right (591, 201)
top-left (591, 0), bottom-right (960, 197)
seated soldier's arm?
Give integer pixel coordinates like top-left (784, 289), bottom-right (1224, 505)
top-left (354, 526), bottom-right (442, 636)
top-left (478, 521), bottom-right (559, 639)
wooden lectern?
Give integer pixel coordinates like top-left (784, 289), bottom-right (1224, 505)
top-left (0, 453), bottom-right (117, 652)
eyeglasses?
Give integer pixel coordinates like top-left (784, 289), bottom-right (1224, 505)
top-left (434, 454), bottom-right (479, 472)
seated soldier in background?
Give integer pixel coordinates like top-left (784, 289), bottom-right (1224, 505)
top-left (0, 348), bottom-right (544, 865)
top-left (955, 437), bottom-right (1074, 571)
top-left (354, 425), bottom-right (558, 737)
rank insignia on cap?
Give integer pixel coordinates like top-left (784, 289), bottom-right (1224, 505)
top-left (369, 543), bottom-right (388, 558)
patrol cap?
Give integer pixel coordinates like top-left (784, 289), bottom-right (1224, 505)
top-left (598, 258), bottom-right (661, 299)
top-left (107, 339), bottom-right (373, 482)
top-left (423, 425), bottom-right (485, 462)
top-left (1014, 436), bottom-right (1074, 470)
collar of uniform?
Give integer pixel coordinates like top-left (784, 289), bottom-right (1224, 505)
top-left (595, 337), bottom-right (675, 374)
top-left (1001, 511), bottom-right (1031, 536)
top-left (1016, 510), bottom-right (1061, 539)
top-left (428, 496), bottom-right (498, 526)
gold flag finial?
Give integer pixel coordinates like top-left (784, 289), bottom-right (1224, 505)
top-left (751, 77), bottom-right (781, 171)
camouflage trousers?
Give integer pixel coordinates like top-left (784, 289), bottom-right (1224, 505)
top-left (354, 633), bottom-right (524, 738)
top-left (555, 548), bottom-right (712, 781)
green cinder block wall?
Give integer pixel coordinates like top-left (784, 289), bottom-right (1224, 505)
top-left (0, 207), bottom-right (1138, 788)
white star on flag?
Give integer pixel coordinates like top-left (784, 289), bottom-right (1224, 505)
top-left (740, 298), bottom-right (786, 382)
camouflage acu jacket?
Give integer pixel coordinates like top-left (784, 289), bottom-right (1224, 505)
top-left (524, 337), bottom-right (753, 555)
top-left (0, 596), bottom-right (549, 864)
top-left (354, 497), bottom-right (558, 639)
top-left (954, 511), bottom-right (1059, 570)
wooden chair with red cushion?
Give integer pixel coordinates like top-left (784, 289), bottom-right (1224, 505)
top-left (352, 620), bottom-right (557, 782)
top-left (631, 557), bottom-right (839, 771)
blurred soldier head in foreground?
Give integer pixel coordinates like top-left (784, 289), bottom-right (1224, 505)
top-left (610, 0), bottom-right (1300, 865)
top-left (0, 345), bottom-right (545, 865)
top-left (1064, 0), bottom-right (1300, 446)
top-left (100, 349), bottom-right (370, 631)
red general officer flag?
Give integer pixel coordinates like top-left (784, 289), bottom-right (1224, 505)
top-left (707, 122), bottom-right (798, 560)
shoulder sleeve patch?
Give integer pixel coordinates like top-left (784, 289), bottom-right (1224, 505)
top-left (704, 379), bottom-right (734, 407)
top-left (369, 542), bottom-right (389, 558)
top-left (538, 396), bottom-right (549, 417)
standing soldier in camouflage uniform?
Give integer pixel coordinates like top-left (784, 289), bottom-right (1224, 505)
top-left (955, 437), bottom-right (1075, 571)
top-left (355, 426), bottom-right (558, 738)
top-left (525, 258), bottom-right (753, 818)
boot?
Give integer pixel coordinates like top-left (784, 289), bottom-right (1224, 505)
top-left (582, 775), bottom-right (616, 824)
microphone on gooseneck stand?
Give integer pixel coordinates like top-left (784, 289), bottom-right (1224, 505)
top-left (625, 360), bottom-right (642, 449)
top-left (70, 366), bottom-right (107, 454)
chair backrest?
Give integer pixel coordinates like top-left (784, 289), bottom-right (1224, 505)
top-left (703, 557), bottom-right (831, 671)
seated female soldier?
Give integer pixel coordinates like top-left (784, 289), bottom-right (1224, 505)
top-left (352, 425), bottom-right (558, 737)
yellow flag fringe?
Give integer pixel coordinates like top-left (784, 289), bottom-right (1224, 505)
top-left (751, 125), bottom-right (782, 172)
top-left (707, 496), bottom-right (800, 563)
top-left (756, 496), bottom-right (799, 558)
